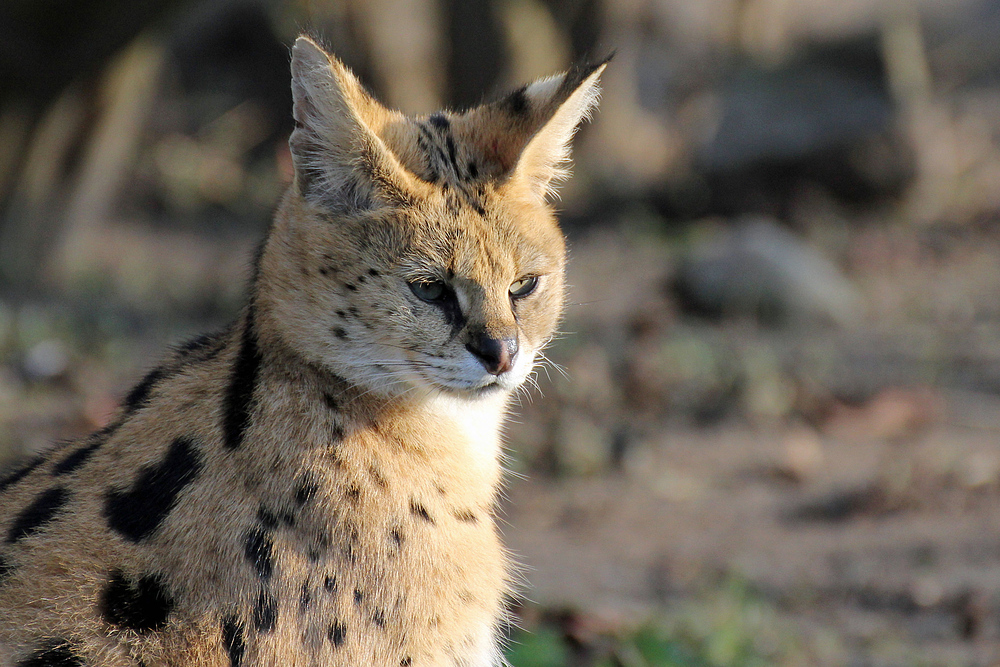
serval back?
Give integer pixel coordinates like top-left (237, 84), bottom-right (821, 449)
top-left (0, 36), bottom-right (606, 667)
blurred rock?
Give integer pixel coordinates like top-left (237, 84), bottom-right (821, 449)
top-left (22, 339), bottom-right (69, 381)
top-left (651, 37), bottom-right (916, 219)
top-left (672, 217), bottom-right (862, 326)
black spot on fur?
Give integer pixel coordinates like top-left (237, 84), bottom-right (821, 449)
top-left (295, 479), bottom-right (318, 505)
top-left (454, 509), bottom-right (478, 523)
top-left (7, 487), bottom-right (69, 543)
top-left (104, 436), bottom-right (202, 542)
top-left (324, 575), bottom-right (336, 592)
top-left (369, 465), bottom-right (387, 489)
top-left (428, 113), bottom-right (450, 130)
top-left (253, 590), bottom-right (277, 633)
top-left (0, 455), bottom-right (44, 494)
top-left (506, 85), bottom-right (529, 116)
top-left (222, 616), bottom-right (245, 667)
top-left (100, 570), bottom-right (174, 632)
top-left (368, 268), bottom-right (380, 277)
top-left (328, 620), bottom-right (347, 647)
top-left (390, 528), bottom-right (404, 547)
top-left (257, 507), bottom-right (279, 530)
top-left (348, 306), bottom-right (360, 318)
top-left (223, 310), bottom-right (261, 450)
top-left (257, 506), bottom-right (292, 530)
top-left (400, 658), bottom-right (412, 666)
top-left (334, 327), bottom-right (348, 340)
top-left (124, 366), bottom-right (170, 411)
top-left (467, 161), bottom-right (479, 179)
top-left (371, 609), bottom-right (386, 628)
top-left (345, 484), bottom-right (360, 503)
top-left (410, 499), bottom-right (434, 523)
top-left (17, 642), bottom-right (83, 667)
top-left (344, 283), bottom-right (357, 292)
top-left (354, 588), bottom-right (364, 605)
top-left (322, 392), bottom-right (340, 411)
top-left (244, 526), bottom-right (274, 580)
top-left (52, 440), bottom-right (102, 476)
top-left (300, 581), bottom-right (312, 610)
top-left (0, 554), bottom-right (13, 583)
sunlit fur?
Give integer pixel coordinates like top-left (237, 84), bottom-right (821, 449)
top-left (0, 36), bottom-right (604, 666)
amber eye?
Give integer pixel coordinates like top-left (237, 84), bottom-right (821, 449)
top-left (509, 276), bottom-right (539, 299)
top-left (409, 279), bottom-right (449, 303)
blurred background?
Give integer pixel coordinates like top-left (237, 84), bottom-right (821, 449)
top-left (3, 0), bottom-right (1000, 664)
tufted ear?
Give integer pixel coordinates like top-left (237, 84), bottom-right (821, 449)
top-left (289, 37), bottom-right (417, 211)
top-left (463, 56), bottom-right (610, 200)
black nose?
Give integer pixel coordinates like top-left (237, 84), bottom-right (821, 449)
top-left (466, 332), bottom-right (518, 375)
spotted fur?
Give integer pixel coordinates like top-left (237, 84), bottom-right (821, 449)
top-left (0, 36), bottom-right (605, 666)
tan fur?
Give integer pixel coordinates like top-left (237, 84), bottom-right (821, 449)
top-left (0, 37), bottom-right (604, 667)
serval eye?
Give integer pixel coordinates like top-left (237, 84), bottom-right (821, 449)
top-left (509, 276), bottom-right (538, 298)
top-left (409, 279), bottom-right (449, 302)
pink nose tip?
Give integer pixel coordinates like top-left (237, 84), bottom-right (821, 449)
top-left (466, 333), bottom-right (518, 375)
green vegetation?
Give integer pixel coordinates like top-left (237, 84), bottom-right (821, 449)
top-left (506, 579), bottom-right (835, 667)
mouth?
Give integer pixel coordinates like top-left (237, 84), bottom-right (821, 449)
top-left (429, 375), bottom-right (507, 397)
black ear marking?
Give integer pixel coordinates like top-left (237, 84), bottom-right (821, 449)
top-left (505, 85), bottom-right (529, 117)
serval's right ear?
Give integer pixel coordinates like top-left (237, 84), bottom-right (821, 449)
top-left (289, 37), bottom-right (418, 211)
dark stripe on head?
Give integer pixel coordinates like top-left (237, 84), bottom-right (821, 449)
top-left (7, 487), bottom-right (69, 543)
top-left (223, 309), bottom-right (261, 450)
top-left (104, 436), bottom-right (202, 542)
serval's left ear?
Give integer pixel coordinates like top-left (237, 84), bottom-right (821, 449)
top-left (466, 56), bottom-right (610, 200)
